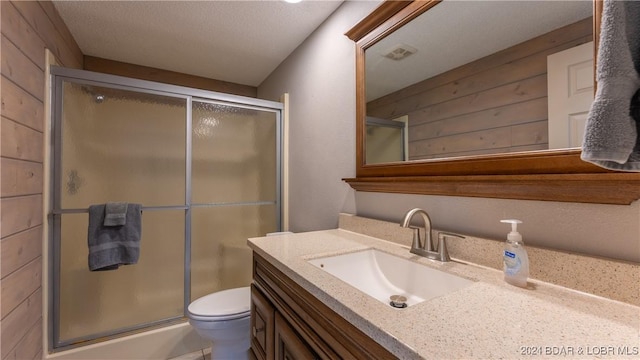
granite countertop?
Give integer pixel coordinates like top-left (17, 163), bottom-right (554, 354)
top-left (248, 229), bottom-right (640, 359)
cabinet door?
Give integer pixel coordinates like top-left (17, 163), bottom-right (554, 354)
top-left (274, 313), bottom-right (317, 360)
top-left (250, 349), bottom-right (259, 360)
top-left (251, 285), bottom-right (275, 360)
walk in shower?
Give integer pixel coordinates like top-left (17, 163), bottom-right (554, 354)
top-left (49, 67), bottom-right (282, 350)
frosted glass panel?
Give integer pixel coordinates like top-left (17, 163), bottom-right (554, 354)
top-left (59, 211), bottom-right (184, 341)
top-left (192, 101), bottom-right (277, 203)
top-left (191, 205), bottom-right (277, 301)
top-left (60, 82), bottom-right (186, 208)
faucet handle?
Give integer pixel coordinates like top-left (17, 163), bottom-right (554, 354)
top-left (408, 226), bottom-right (423, 249)
top-left (438, 232), bottom-right (465, 240)
top-left (436, 232), bottom-right (465, 262)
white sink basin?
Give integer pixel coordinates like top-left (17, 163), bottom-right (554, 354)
top-left (308, 249), bottom-right (473, 308)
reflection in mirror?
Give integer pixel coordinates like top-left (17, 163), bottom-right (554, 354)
top-left (365, 1), bottom-right (593, 164)
top-left (365, 116), bottom-right (408, 163)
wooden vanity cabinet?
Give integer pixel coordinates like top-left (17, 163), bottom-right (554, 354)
top-left (250, 253), bottom-right (396, 360)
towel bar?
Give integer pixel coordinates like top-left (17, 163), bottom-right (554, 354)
top-left (51, 205), bottom-right (188, 215)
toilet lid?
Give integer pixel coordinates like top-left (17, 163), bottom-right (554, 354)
top-left (188, 287), bottom-right (250, 320)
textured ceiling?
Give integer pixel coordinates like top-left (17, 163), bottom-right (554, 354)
top-left (53, 0), bottom-right (344, 87)
top-left (366, 1), bottom-right (593, 101)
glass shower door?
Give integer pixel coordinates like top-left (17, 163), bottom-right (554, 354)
top-left (190, 100), bottom-right (279, 301)
top-left (54, 81), bottom-right (188, 345)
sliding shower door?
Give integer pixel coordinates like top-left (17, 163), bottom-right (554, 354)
top-left (51, 67), bottom-right (281, 349)
top-left (190, 101), bottom-right (278, 301)
top-left (55, 82), bottom-right (188, 344)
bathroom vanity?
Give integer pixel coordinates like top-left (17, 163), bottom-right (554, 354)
top-left (250, 253), bottom-right (394, 359)
top-left (248, 227), bottom-right (639, 359)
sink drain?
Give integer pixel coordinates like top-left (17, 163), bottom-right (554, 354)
top-left (389, 295), bottom-right (408, 308)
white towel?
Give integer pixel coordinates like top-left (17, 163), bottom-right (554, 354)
top-left (581, 0), bottom-right (640, 172)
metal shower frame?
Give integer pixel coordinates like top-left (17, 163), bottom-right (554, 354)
top-left (48, 66), bottom-right (283, 350)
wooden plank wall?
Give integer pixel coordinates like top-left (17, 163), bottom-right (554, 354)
top-left (84, 56), bottom-right (258, 98)
top-left (0, 1), bottom-right (83, 358)
top-left (367, 17), bottom-right (593, 160)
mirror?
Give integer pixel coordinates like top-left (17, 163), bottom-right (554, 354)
top-left (345, 0), bottom-right (640, 205)
top-left (365, 1), bottom-right (593, 165)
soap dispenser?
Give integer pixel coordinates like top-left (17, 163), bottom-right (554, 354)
top-left (501, 219), bottom-right (529, 288)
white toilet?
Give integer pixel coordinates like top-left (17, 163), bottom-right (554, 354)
top-left (188, 233), bottom-right (292, 358)
top-left (187, 287), bottom-right (251, 360)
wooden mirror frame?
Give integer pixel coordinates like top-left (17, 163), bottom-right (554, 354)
top-left (344, 0), bottom-right (640, 205)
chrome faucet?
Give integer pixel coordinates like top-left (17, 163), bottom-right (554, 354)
top-left (400, 208), bottom-right (464, 262)
top-left (400, 208), bottom-right (434, 252)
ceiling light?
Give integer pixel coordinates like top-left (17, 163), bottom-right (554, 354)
top-left (284, 0), bottom-right (303, 3)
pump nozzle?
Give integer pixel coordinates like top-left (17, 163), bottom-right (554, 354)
top-left (501, 219), bottom-right (522, 232)
top-left (500, 219), bottom-right (523, 242)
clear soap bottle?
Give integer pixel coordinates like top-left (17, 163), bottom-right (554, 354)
top-left (501, 219), bottom-right (529, 288)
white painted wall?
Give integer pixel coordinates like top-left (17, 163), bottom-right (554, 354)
top-left (355, 192), bottom-right (640, 262)
top-left (258, 1), bottom-right (640, 263)
top-left (258, 0), bottom-right (377, 231)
